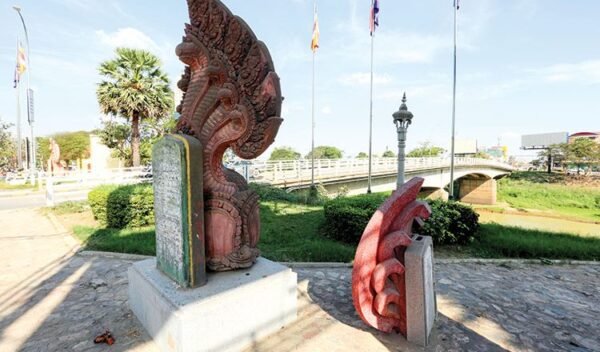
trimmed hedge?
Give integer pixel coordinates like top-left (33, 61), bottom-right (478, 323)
top-left (323, 195), bottom-right (479, 246)
top-left (88, 183), bottom-right (154, 229)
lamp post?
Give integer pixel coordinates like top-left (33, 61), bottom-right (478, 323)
top-left (392, 93), bottom-right (413, 189)
top-left (13, 5), bottom-right (35, 173)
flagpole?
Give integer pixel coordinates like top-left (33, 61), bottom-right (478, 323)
top-left (15, 37), bottom-right (23, 170)
top-left (311, 48), bottom-right (316, 189)
top-left (311, 1), bottom-right (316, 190)
top-left (367, 31), bottom-right (374, 194)
top-left (367, 0), bottom-right (375, 193)
top-left (449, 0), bottom-right (458, 199)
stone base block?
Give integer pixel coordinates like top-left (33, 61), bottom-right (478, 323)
top-left (128, 258), bottom-right (297, 352)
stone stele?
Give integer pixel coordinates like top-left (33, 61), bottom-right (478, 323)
top-left (175, 0), bottom-right (283, 272)
top-left (152, 134), bottom-right (206, 288)
top-left (405, 234), bottom-right (437, 346)
top-left (351, 177), bottom-right (436, 342)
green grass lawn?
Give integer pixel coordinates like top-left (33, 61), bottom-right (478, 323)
top-left (0, 181), bottom-right (35, 190)
top-left (71, 201), bottom-right (356, 262)
top-left (497, 172), bottom-right (600, 222)
top-left (69, 199), bottom-right (600, 262)
top-left (471, 223), bottom-right (600, 260)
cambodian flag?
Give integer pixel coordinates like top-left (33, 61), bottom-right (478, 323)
top-left (370, 0), bottom-right (379, 36)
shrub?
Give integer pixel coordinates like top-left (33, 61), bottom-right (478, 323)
top-left (323, 195), bottom-right (479, 246)
top-left (88, 183), bottom-right (154, 229)
top-left (88, 185), bottom-right (119, 225)
top-left (249, 183), bottom-right (303, 203)
top-left (420, 200), bottom-right (480, 245)
top-left (249, 183), bottom-right (328, 205)
top-left (323, 192), bottom-right (389, 243)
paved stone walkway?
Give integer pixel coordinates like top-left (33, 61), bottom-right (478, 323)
top-left (0, 208), bottom-right (599, 351)
top-left (0, 208), bottom-right (156, 352)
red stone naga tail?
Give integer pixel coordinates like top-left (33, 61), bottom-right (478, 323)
top-left (351, 177), bottom-right (431, 336)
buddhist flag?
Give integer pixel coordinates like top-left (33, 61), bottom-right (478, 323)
top-left (14, 42), bottom-right (26, 88)
top-left (370, 0), bottom-right (379, 36)
top-left (311, 4), bottom-right (320, 52)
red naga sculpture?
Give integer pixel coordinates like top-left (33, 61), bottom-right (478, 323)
top-left (352, 177), bottom-right (432, 336)
top-left (175, 0), bottom-right (283, 271)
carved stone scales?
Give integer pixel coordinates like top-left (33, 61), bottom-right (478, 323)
top-left (175, 0), bottom-right (283, 271)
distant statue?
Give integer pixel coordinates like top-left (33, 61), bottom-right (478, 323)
top-left (175, 0), bottom-right (283, 271)
top-left (48, 139), bottom-right (63, 174)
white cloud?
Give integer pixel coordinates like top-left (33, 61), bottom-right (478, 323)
top-left (380, 84), bottom-right (450, 103)
top-left (339, 72), bottom-right (392, 85)
top-left (531, 60), bottom-right (600, 84)
top-left (321, 106), bottom-right (332, 115)
top-left (501, 132), bottom-right (520, 140)
top-left (96, 28), bottom-right (162, 53)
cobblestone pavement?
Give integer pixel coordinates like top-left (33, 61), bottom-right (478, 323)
top-left (0, 208), bottom-right (156, 352)
top-left (1, 209), bottom-right (599, 351)
top-left (250, 264), bottom-right (599, 352)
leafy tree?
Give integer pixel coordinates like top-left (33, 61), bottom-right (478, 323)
top-left (538, 144), bottom-right (566, 172)
top-left (407, 142), bottom-right (445, 158)
top-left (269, 146), bottom-right (301, 161)
top-left (99, 114), bottom-right (175, 166)
top-left (382, 150), bottom-right (396, 158)
top-left (306, 146), bottom-right (343, 160)
top-left (53, 131), bottom-right (91, 166)
top-left (564, 138), bottom-right (599, 173)
top-left (0, 119), bottom-right (16, 173)
top-left (36, 137), bottom-right (50, 170)
top-left (356, 152), bottom-right (368, 159)
top-left (97, 48), bottom-right (174, 167)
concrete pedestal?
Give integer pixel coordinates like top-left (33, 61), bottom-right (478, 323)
top-left (128, 258), bottom-right (297, 352)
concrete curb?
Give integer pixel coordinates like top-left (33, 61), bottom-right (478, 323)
top-left (77, 250), bottom-right (153, 261)
top-left (45, 211), bottom-right (83, 254)
top-left (435, 258), bottom-right (600, 266)
top-left (286, 258), bottom-right (600, 267)
top-left (73, 252), bottom-right (600, 267)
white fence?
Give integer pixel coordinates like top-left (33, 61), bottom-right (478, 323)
top-left (42, 167), bottom-right (150, 190)
top-left (239, 157), bottom-right (514, 185)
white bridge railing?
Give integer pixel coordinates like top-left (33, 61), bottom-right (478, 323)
top-left (236, 157), bottom-right (513, 185)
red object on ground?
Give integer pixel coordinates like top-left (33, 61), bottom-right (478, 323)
top-left (351, 177), bottom-right (431, 336)
top-left (93, 330), bottom-right (115, 345)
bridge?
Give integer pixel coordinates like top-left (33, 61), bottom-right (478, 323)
top-left (244, 157), bottom-right (514, 205)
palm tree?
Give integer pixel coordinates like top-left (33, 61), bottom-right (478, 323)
top-left (97, 48), bottom-right (174, 167)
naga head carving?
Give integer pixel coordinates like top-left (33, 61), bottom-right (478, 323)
top-left (175, 0), bottom-right (283, 167)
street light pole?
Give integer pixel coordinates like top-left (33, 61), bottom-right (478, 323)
top-left (392, 93), bottom-right (413, 190)
top-left (14, 5), bottom-right (35, 172)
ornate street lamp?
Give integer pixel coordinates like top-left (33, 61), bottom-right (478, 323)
top-left (392, 93), bottom-right (413, 189)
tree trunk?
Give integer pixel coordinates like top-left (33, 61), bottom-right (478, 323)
top-left (131, 111), bottom-right (141, 167)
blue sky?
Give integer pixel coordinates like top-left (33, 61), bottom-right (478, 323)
top-left (0, 0), bottom-right (598, 159)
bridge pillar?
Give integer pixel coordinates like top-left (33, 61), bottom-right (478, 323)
top-left (419, 188), bottom-right (449, 201)
top-left (458, 177), bottom-right (497, 205)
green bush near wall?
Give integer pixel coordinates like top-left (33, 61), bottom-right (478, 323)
top-left (88, 183), bottom-right (154, 229)
top-left (323, 195), bottom-right (480, 246)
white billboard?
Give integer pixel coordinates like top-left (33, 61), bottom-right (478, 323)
top-left (454, 139), bottom-right (477, 154)
top-left (521, 132), bottom-right (568, 149)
